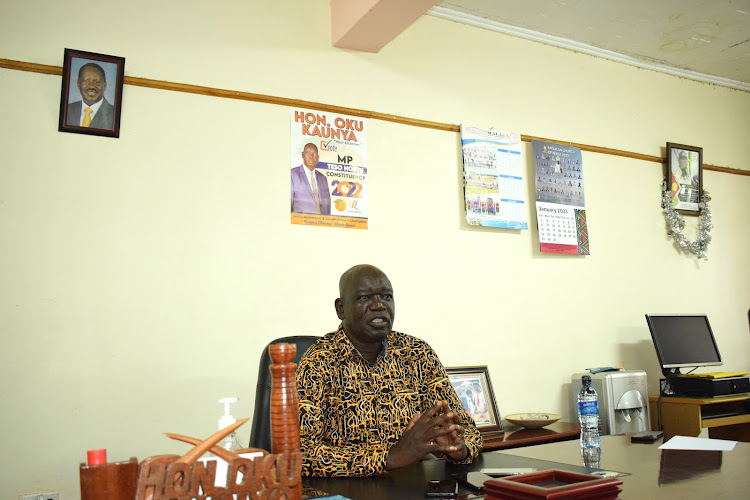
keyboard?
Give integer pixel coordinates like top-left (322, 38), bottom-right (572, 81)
top-left (680, 371), bottom-right (749, 379)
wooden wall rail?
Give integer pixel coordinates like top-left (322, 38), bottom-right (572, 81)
top-left (2, 57), bottom-right (747, 177)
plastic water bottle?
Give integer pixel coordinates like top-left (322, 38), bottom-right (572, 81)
top-left (578, 375), bottom-right (601, 466)
top-left (581, 446), bottom-right (601, 468)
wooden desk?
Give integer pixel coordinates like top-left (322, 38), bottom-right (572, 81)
top-left (481, 421), bottom-right (580, 451)
top-left (648, 394), bottom-right (750, 441)
top-left (305, 435), bottom-right (750, 499)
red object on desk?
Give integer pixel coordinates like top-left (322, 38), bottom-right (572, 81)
top-left (87, 449), bottom-right (107, 465)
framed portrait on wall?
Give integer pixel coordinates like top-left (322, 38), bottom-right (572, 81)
top-left (666, 142), bottom-right (703, 215)
top-left (58, 48), bottom-right (125, 138)
top-left (446, 365), bottom-right (502, 433)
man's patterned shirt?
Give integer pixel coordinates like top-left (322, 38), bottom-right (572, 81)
top-left (296, 324), bottom-right (483, 477)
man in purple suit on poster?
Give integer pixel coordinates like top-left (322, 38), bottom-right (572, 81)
top-left (291, 143), bottom-right (331, 215)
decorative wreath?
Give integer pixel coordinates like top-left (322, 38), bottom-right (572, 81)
top-left (661, 182), bottom-right (712, 260)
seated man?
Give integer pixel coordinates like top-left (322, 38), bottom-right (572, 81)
top-left (296, 264), bottom-right (482, 477)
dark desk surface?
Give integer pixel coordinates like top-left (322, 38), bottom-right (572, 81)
top-left (481, 421), bottom-right (580, 451)
top-left (506, 434), bottom-right (750, 499)
top-left (304, 434), bottom-right (750, 499)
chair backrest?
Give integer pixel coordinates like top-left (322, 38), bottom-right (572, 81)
top-left (248, 335), bottom-right (320, 452)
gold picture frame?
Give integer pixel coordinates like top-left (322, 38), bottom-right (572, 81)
top-left (447, 365), bottom-right (502, 433)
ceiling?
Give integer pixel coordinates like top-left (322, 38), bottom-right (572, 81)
top-left (430, 0), bottom-right (750, 91)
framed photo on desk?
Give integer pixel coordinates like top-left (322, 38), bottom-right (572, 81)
top-left (447, 365), bottom-right (502, 433)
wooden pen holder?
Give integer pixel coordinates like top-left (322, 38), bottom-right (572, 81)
top-left (79, 458), bottom-right (139, 500)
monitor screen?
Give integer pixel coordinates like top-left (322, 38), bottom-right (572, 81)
top-left (645, 315), bottom-right (722, 370)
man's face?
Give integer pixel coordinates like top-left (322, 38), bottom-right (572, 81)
top-left (336, 267), bottom-right (395, 346)
top-left (302, 144), bottom-right (319, 171)
top-left (77, 66), bottom-right (106, 106)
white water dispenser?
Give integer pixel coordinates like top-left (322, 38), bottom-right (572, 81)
top-left (571, 370), bottom-right (650, 435)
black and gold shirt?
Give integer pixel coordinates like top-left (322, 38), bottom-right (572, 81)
top-left (296, 324), bottom-right (483, 477)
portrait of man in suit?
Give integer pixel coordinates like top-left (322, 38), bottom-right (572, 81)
top-left (59, 49), bottom-right (124, 138)
top-left (291, 143), bottom-right (332, 215)
top-left (66, 62), bottom-right (115, 130)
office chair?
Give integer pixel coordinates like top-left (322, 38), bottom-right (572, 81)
top-left (248, 335), bottom-right (320, 452)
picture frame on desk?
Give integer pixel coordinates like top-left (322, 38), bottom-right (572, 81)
top-left (483, 469), bottom-right (622, 499)
top-left (59, 48), bottom-right (125, 138)
top-left (666, 142), bottom-right (703, 215)
top-left (447, 365), bottom-right (502, 433)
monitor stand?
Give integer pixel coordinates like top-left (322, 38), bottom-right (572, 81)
top-left (659, 368), bottom-right (682, 396)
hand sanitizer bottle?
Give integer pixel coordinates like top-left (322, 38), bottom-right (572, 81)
top-left (218, 397), bottom-right (241, 451)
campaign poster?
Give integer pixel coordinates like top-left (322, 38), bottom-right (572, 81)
top-left (461, 125), bottom-right (527, 230)
top-left (532, 140), bottom-right (590, 255)
top-left (290, 108), bottom-right (368, 229)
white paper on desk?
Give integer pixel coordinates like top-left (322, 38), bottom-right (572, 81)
top-left (659, 435), bottom-right (737, 451)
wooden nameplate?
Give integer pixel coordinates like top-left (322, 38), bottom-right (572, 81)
top-left (79, 342), bottom-right (303, 500)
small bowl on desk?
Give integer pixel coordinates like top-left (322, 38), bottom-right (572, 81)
top-left (505, 413), bottom-right (561, 429)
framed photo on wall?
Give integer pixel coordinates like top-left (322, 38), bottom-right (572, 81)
top-left (666, 142), bottom-right (703, 215)
top-left (446, 365), bottom-right (502, 433)
top-left (58, 48), bottom-right (125, 138)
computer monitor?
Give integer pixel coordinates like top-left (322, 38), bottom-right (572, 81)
top-left (645, 314), bottom-right (723, 376)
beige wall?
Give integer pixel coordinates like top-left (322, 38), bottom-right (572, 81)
top-left (1, 0), bottom-right (749, 497)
